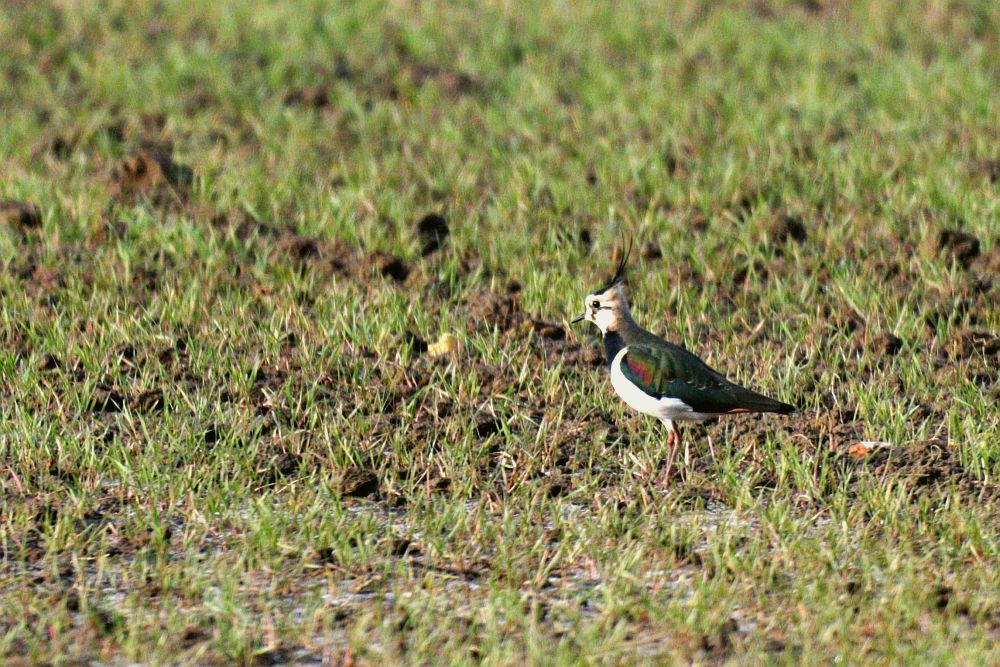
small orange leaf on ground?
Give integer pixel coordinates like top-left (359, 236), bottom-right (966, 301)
top-left (847, 441), bottom-right (892, 458)
top-left (847, 442), bottom-right (872, 458)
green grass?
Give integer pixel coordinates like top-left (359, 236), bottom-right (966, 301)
top-left (1, 0), bottom-right (999, 664)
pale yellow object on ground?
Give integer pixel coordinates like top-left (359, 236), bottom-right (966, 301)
top-left (428, 333), bottom-right (460, 357)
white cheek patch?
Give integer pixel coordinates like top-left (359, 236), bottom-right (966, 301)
top-left (592, 309), bottom-right (616, 333)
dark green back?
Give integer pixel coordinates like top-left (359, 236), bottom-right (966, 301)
top-left (617, 329), bottom-right (793, 415)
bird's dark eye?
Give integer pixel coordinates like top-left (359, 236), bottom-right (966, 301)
top-left (591, 300), bottom-right (600, 309)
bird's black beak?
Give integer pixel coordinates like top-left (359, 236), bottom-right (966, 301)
top-left (571, 312), bottom-right (585, 324)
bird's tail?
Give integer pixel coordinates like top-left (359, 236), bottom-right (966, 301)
top-left (770, 400), bottom-right (797, 416)
top-left (731, 387), bottom-right (796, 415)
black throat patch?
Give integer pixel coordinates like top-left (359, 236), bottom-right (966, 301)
top-left (603, 331), bottom-right (625, 368)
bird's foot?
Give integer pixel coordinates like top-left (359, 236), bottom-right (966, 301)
top-left (654, 463), bottom-right (678, 489)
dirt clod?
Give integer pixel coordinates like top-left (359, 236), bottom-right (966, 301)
top-left (387, 536), bottom-right (420, 557)
top-left (416, 212), bottom-right (449, 255)
top-left (50, 134), bottom-right (76, 159)
top-left (971, 248), bottom-right (1000, 277)
top-left (966, 158), bottom-right (1000, 183)
top-left (701, 618), bottom-right (740, 653)
top-left (473, 417), bottom-right (503, 438)
top-left (132, 389), bottom-right (165, 414)
top-left (283, 85), bottom-right (330, 109)
top-left (110, 151), bottom-right (193, 198)
top-left (340, 467), bottom-right (379, 498)
top-left (0, 200), bottom-right (42, 230)
top-left (931, 229), bottom-right (980, 268)
top-left (89, 387), bottom-right (127, 413)
top-left (687, 210), bottom-right (710, 233)
top-left (732, 257), bottom-right (767, 287)
top-left (39, 353), bottom-right (61, 371)
top-left (770, 214), bottom-right (807, 244)
top-left (953, 330), bottom-right (1000, 360)
top-left (855, 438), bottom-right (968, 489)
top-left (467, 292), bottom-right (524, 332)
top-left (528, 320), bottom-right (566, 340)
top-left (403, 331), bottom-right (429, 354)
top-left (641, 240), bottom-right (663, 260)
top-left (367, 252), bottom-right (410, 282)
top-left (278, 233), bottom-right (322, 262)
top-left (872, 332), bottom-right (903, 356)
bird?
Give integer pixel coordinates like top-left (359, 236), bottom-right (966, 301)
top-left (571, 244), bottom-right (795, 477)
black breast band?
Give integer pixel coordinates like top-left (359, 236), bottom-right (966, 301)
top-left (603, 331), bottom-right (625, 369)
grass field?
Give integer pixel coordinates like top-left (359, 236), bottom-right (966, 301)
top-left (2, 0), bottom-right (999, 664)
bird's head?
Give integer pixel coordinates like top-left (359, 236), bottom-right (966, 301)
top-left (571, 243), bottom-right (632, 334)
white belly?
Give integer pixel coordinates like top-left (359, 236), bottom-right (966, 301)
top-left (609, 348), bottom-right (712, 423)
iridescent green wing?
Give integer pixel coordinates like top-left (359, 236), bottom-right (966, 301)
top-left (620, 344), bottom-right (793, 414)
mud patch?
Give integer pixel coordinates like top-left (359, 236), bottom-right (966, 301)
top-left (402, 331), bottom-right (429, 355)
top-left (415, 212), bottom-right (449, 256)
top-left (768, 213), bottom-right (807, 244)
top-left (283, 85), bottom-right (331, 109)
top-left (971, 248), bottom-right (1000, 277)
top-left (277, 232), bottom-right (323, 262)
top-left (526, 320), bottom-right (566, 341)
top-left (641, 240), bottom-right (663, 261)
top-left (339, 467), bottom-right (380, 498)
top-left (88, 386), bottom-right (128, 414)
top-left (870, 332), bottom-right (903, 357)
top-left (0, 200), bottom-right (42, 231)
top-left (204, 217), bottom-right (414, 287)
top-left (928, 229), bottom-right (980, 268)
top-left (367, 251), bottom-right (410, 283)
top-left (731, 256), bottom-right (768, 288)
top-left (824, 301), bottom-right (866, 335)
top-left (951, 330), bottom-right (1000, 361)
top-left (965, 158), bottom-right (1000, 183)
top-left (254, 435), bottom-right (303, 486)
top-left (39, 353), bottom-right (62, 372)
top-left (109, 150), bottom-right (194, 202)
top-left (687, 209), bottom-right (710, 233)
top-left (840, 438), bottom-right (974, 491)
top-left (49, 133), bottom-right (78, 160)
top-left (400, 62), bottom-right (482, 97)
top-left (466, 291), bottom-right (525, 332)
top-left (131, 389), bottom-right (165, 414)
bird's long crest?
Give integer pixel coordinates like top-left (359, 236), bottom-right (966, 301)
top-left (599, 235), bottom-right (632, 293)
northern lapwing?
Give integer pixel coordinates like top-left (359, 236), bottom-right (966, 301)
top-left (571, 245), bottom-right (795, 477)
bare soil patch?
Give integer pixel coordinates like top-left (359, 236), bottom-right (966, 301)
top-left (0, 200), bottom-right (42, 231)
top-left (109, 150), bottom-right (194, 203)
